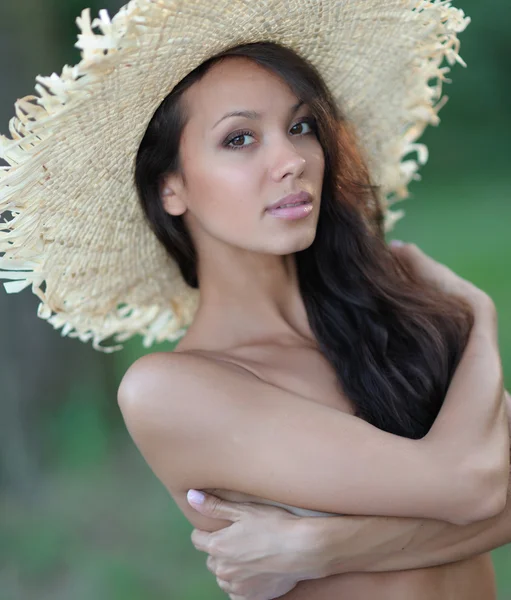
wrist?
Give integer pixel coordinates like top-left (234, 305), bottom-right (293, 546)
top-left (296, 516), bottom-right (373, 579)
top-left (289, 517), bottom-right (341, 580)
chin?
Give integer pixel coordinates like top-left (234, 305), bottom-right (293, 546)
top-left (272, 228), bottom-right (317, 255)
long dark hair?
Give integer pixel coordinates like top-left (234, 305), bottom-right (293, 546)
top-left (135, 42), bottom-right (473, 440)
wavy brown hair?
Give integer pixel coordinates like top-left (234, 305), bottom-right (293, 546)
top-left (135, 42), bottom-right (473, 439)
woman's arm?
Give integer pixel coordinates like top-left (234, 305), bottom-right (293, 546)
top-left (186, 393), bottom-right (511, 599)
top-left (186, 475), bottom-right (511, 598)
top-left (313, 390), bottom-right (511, 575)
top-left (118, 248), bottom-right (507, 527)
top-left (316, 479), bottom-right (511, 576)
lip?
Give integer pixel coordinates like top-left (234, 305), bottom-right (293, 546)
top-left (265, 190), bottom-right (314, 221)
top-left (266, 190), bottom-right (313, 211)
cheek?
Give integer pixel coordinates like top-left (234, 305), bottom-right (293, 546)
top-left (182, 158), bottom-right (265, 246)
top-left (187, 155), bottom-right (259, 217)
top-left (310, 146), bottom-right (325, 182)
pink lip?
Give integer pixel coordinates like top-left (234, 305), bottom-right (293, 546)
top-left (265, 191), bottom-right (314, 221)
top-left (266, 203), bottom-right (314, 220)
top-left (266, 190), bottom-right (313, 211)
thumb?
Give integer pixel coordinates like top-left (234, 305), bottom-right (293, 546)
top-left (187, 489), bottom-right (242, 521)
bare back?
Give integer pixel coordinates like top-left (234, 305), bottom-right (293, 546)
top-left (165, 336), bottom-right (496, 600)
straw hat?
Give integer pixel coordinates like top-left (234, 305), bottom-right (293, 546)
top-left (0, 0), bottom-right (470, 352)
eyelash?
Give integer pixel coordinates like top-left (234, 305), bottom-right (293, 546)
top-left (223, 117), bottom-right (317, 151)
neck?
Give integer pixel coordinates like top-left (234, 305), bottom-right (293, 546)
top-left (181, 242), bottom-right (316, 351)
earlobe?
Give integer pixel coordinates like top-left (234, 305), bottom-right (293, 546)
top-left (160, 177), bottom-right (187, 216)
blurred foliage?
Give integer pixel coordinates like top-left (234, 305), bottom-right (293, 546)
top-left (0, 0), bottom-right (510, 598)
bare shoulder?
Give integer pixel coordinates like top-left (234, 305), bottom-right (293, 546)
top-left (117, 350), bottom-right (261, 531)
top-left (117, 349), bottom-right (260, 436)
top-left (117, 351), bottom-right (176, 412)
top-left (119, 348), bottom-right (253, 402)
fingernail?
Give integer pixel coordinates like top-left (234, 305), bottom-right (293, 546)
top-left (187, 489), bottom-right (205, 505)
top-left (390, 239), bottom-right (404, 247)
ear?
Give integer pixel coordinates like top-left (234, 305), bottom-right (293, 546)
top-left (160, 173), bottom-right (187, 216)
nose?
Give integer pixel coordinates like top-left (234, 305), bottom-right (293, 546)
top-left (269, 137), bottom-right (306, 182)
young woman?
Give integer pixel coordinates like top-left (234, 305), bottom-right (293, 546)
top-left (1, 2), bottom-right (507, 598)
top-left (118, 43), bottom-right (510, 599)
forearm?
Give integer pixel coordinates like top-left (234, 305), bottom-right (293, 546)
top-left (370, 485), bottom-right (511, 573)
top-left (419, 298), bottom-right (510, 523)
top-left (307, 392), bottom-right (511, 577)
top-left (304, 392), bottom-right (511, 578)
top-left (307, 477), bottom-right (511, 577)
top-left (427, 298), bottom-right (504, 459)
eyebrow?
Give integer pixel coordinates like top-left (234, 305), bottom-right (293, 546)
top-left (212, 100), bottom-right (305, 130)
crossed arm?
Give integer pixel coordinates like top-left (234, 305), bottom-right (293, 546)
top-left (312, 457), bottom-right (511, 577)
top-left (188, 391), bottom-right (511, 596)
top-left (314, 391), bottom-right (511, 576)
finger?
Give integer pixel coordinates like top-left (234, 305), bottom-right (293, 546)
top-left (191, 528), bottom-right (216, 552)
top-left (206, 555), bottom-right (216, 574)
top-left (389, 240), bottom-right (422, 260)
top-left (187, 489), bottom-right (243, 522)
top-left (388, 241), bottom-right (420, 269)
top-left (216, 576), bottom-right (233, 594)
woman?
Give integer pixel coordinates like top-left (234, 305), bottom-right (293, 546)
top-left (0, 2), bottom-right (508, 599)
top-left (118, 42), bottom-right (509, 599)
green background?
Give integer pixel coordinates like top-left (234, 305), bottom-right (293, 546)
top-left (0, 0), bottom-right (509, 598)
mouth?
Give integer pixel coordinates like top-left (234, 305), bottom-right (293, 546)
top-left (265, 191), bottom-right (314, 221)
top-left (266, 190), bottom-right (313, 211)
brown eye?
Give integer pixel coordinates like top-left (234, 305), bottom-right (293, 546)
top-left (291, 122), bottom-right (305, 134)
top-left (291, 118), bottom-right (316, 135)
top-left (224, 130), bottom-right (254, 150)
top-left (223, 118), bottom-right (316, 151)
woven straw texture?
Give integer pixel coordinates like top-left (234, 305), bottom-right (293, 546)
top-left (0, 0), bottom-right (470, 351)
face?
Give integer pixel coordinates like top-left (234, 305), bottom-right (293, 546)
top-left (161, 57), bottom-right (325, 256)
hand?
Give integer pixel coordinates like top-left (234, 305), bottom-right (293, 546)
top-left (187, 490), bottom-right (312, 600)
top-left (389, 241), bottom-right (494, 314)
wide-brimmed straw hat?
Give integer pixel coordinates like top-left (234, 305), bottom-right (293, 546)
top-left (0, 0), bottom-right (470, 352)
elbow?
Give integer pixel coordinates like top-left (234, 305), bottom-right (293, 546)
top-left (459, 490), bottom-right (507, 526)
top-left (476, 460), bottom-right (510, 521)
top-left (451, 465), bottom-right (509, 526)
top-left (449, 423), bottom-right (510, 526)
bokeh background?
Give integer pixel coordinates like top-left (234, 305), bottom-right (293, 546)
top-left (0, 1), bottom-right (509, 598)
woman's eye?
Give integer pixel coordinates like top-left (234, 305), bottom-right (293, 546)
top-left (224, 118), bottom-right (316, 150)
top-left (290, 119), bottom-right (314, 135)
top-left (227, 131), bottom-right (254, 149)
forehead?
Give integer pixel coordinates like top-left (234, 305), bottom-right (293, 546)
top-left (182, 57), bottom-right (299, 125)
